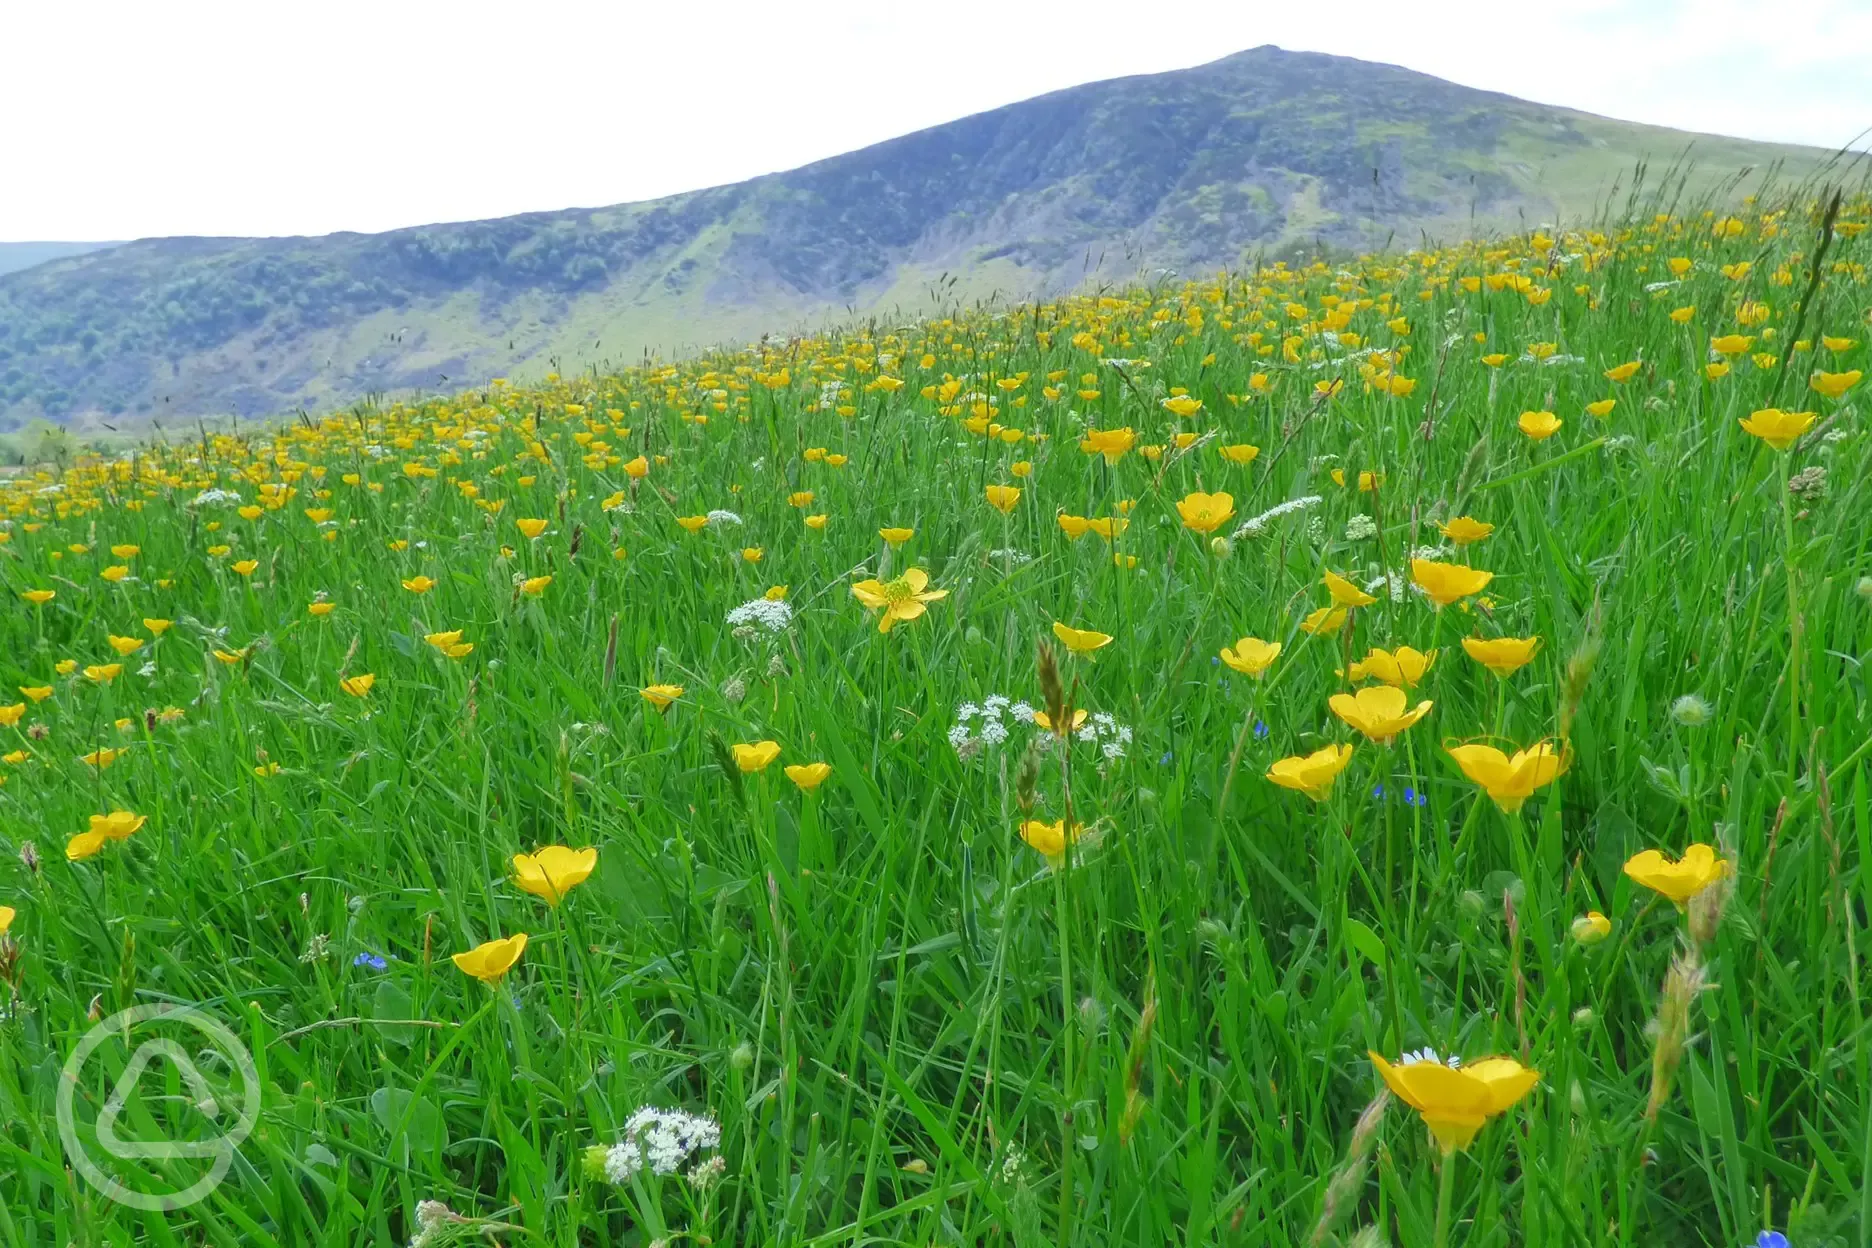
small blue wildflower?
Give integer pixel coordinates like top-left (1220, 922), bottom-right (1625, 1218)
top-left (1372, 783), bottom-right (1386, 800)
top-left (353, 951), bottom-right (388, 971)
top-left (1755, 1232), bottom-right (1790, 1248)
top-left (1159, 750), bottom-right (1173, 766)
top-left (1403, 786), bottom-right (1428, 807)
top-left (1253, 720), bottom-right (1268, 738)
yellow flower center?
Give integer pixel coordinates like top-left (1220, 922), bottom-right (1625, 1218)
top-left (880, 577), bottom-right (916, 605)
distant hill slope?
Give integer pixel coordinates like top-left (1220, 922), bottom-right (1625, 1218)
top-left (0, 241), bottom-right (122, 278)
top-left (0, 45), bottom-right (1846, 428)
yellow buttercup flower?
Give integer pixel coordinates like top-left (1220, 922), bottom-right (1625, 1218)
top-left (732, 740), bottom-right (782, 772)
top-left (516, 517), bottom-right (548, 539)
top-left (1585, 399), bottom-right (1617, 419)
top-left (1176, 491), bottom-right (1234, 534)
top-left (1462, 636), bottom-right (1542, 677)
top-left (1517, 410), bottom-right (1562, 441)
top-left (1058, 513), bottom-right (1091, 539)
top-left (1324, 570), bottom-right (1376, 608)
top-left (339, 673), bottom-right (376, 697)
top-left (1438, 516), bottom-right (1494, 546)
top-left (1019, 818), bottom-right (1085, 866)
top-left (640, 683), bottom-right (684, 711)
top-left (1217, 443), bottom-right (1260, 465)
top-left (1265, 744), bottom-right (1354, 802)
top-left (1329, 686), bottom-right (1432, 743)
top-left (879, 527), bottom-right (914, 546)
top-left (624, 455), bottom-right (649, 479)
top-left (1809, 369), bottom-right (1860, 399)
top-left (511, 846), bottom-right (597, 906)
top-left (402, 575), bottom-right (435, 593)
top-left (1032, 707), bottom-right (1088, 736)
top-left (1623, 843), bottom-right (1729, 905)
top-left (21, 590), bottom-right (55, 605)
top-left (1078, 427), bottom-right (1136, 463)
top-left (1738, 408), bottom-right (1815, 449)
top-left (452, 933), bottom-right (528, 983)
top-left (67, 810), bottom-right (147, 861)
top-left (309, 601), bottom-right (336, 617)
top-left (20, 686), bottom-right (52, 702)
top-left (850, 567), bottom-right (948, 633)
top-left (1300, 605), bottom-right (1349, 636)
top-left (1604, 360), bottom-right (1641, 383)
top-left (1051, 622), bottom-right (1113, 654)
top-left (1445, 741), bottom-right (1568, 812)
top-left (784, 762), bottom-right (833, 791)
top-left (677, 515), bottom-right (709, 533)
top-left (143, 618), bottom-right (172, 635)
top-left (521, 575), bottom-right (552, 595)
top-left (0, 905), bottom-right (13, 934)
top-left (1331, 470), bottom-right (1384, 492)
top-left (0, 704), bottom-right (25, 726)
top-left (231, 559), bottom-right (259, 576)
top-left (1346, 646), bottom-right (1436, 688)
top-left (84, 664), bottom-right (123, 683)
top-left (1710, 334), bottom-right (1753, 357)
top-left (100, 566), bottom-right (131, 583)
top-left (1368, 1050), bottom-right (1540, 1155)
top-left (984, 485), bottom-right (1022, 514)
top-left (1219, 637), bottom-right (1280, 677)
top-left (1411, 559), bottom-right (1493, 607)
top-left (108, 635), bottom-right (144, 656)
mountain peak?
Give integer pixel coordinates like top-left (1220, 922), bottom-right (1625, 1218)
top-left (0, 50), bottom-right (1830, 428)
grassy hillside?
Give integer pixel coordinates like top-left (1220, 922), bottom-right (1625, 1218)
top-left (0, 45), bottom-right (1854, 428)
top-left (2, 200), bottom-right (1869, 1244)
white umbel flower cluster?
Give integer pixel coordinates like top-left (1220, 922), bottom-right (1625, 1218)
top-left (603, 1107), bottom-right (722, 1184)
top-left (948, 695), bottom-right (1036, 757)
top-left (726, 598), bottom-right (793, 633)
top-left (1074, 712), bottom-right (1133, 760)
top-left (189, 488), bottom-right (243, 507)
top-left (704, 509), bottom-right (744, 527)
top-left (1232, 495), bottom-right (1322, 539)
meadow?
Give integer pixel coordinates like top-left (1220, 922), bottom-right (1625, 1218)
top-left (0, 192), bottom-right (1869, 1248)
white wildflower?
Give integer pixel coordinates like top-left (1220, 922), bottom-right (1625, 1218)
top-left (704, 509), bottom-right (744, 527)
top-left (1398, 1047), bottom-right (1461, 1069)
top-left (1233, 494), bottom-right (1323, 539)
top-left (189, 488), bottom-right (243, 507)
top-left (1344, 514), bottom-right (1378, 541)
top-left (725, 598), bottom-right (793, 633)
top-left (603, 1108), bottom-right (723, 1184)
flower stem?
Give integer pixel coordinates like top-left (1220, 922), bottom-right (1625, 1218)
top-left (1777, 449), bottom-right (1803, 786)
top-left (1432, 1149), bottom-right (1458, 1248)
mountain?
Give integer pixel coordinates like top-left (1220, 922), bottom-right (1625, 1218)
top-left (0, 241), bottom-right (121, 278)
top-left (0, 46), bottom-right (1844, 429)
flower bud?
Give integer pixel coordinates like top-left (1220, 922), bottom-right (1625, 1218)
top-left (1570, 910), bottom-right (1612, 945)
top-left (730, 1040), bottom-right (755, 1072)
top-left (1209, 536), bottom-right (1233, 559)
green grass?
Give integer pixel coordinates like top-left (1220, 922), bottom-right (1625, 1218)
top-left (0, 187), bottom-right (1869, 1248)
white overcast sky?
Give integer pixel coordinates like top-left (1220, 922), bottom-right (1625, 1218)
top-left (5, 0), bottom-right (1870, 242)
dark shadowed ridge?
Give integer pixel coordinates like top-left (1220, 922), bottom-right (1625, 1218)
top-left (0, 45), bottom-right (1837, 428)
